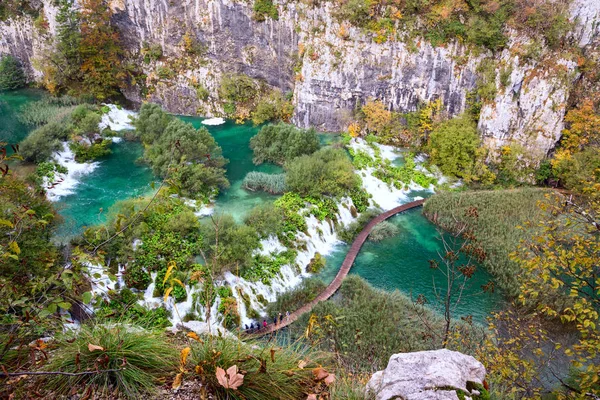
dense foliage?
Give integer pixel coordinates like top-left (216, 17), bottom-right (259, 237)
top-left (134, 103), bottom-right (229, 198)
top-left (285, 147), bottom-right (360, 198)
top-left (428, 114), bottom-right (480, 179)
top-left (0, 55), bottom-right (26, 91)
top-left (250, 123), bottom-right (320, 165)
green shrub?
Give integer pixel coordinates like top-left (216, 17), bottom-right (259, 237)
top-left (219, 73), bottom-right (257, 107)
top-left (189, 336), bottom-right (328, 400)
top-left (141, 42), bottom-right (163, 63)
top-left (139, 109), bottom-right (229, 198)
top-left (244, 202), bottom-right (286, 238)
top-left (242, 250), bottom-right (297, 284)
top-left (368, 220), bottom-right (399, 242)
top-left (251, 90), bottom-right (294, 125)
top-left (94, 289), bottom-right (172, 328)
top-left (307, 252), bottom-right (326, 273)
top-left (253, 0), bottom-right (279, 21)
top-left (69, 138), bottom-right (112, 162)
top-left (285, 147), bottom-right (360, 198)
top-left (250, 123), bottom-right (319, 165)
top-left (266, 277), bottom-right (326, 316)
top-left (553, 148), bottom-right (600, 195)
top-left (45, 323), bottom-right (178, 398)
top-left (0, 55), bottom-right (26, 91)
top-left (428, 114), bottom-right (479, 179)
top-left (242, 171), bottom-right (287, 194)
top-left (19, 121), bottom-right (69, 163)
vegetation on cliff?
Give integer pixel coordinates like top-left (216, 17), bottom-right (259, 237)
top-left (0, 55), bottom-right (26, 91)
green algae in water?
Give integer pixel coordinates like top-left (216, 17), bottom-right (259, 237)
top-left (320, 208), bottom-right (502, 320)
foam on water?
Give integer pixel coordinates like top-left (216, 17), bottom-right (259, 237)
top-left (202, 117), bottom-right (226, 126)
top-left (99, 104), bottom-right (137, 131)
top-left (46, 143), bottom-right (99, 202)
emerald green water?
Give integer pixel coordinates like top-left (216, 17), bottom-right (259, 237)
top-left (320, 207), bottom-right (502, 320)
top-left (2, 89), bottom-right (500, 318)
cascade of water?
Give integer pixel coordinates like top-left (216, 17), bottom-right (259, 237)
top-left (46, 142), bottom-right (99, 202)
top-left (99, 104), bottom-right (136, 131)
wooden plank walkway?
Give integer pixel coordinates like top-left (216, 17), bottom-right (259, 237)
top-left (248, 199), bottom-right (425, 337)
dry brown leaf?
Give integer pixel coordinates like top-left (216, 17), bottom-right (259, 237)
top-left (87, 343), bottom-right (104, 352)
top-left (195, 365), bottom-right (204, 375)
top-left (324, 373), bottom-right (336, 385)
top-left (307, 395), bottom-right (317, 400)
top-left (312, 367), bottom-right (329, 381)
top-left (298, 360), bottom-right (307, 369)
top-left (216, 365), bottom-right (245, 390)
top-left (172, 373), bottom-right (183, 391)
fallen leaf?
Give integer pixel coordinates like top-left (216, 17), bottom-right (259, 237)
top-left (307, 395), bottom-right (317, 400)
top-left (313, 367), bottom-right (329, 381)
top-left (216, 365), bottom-right (245, 390)
top-left (298, 360), bottom-right (307, 369)
top-left (88, 343), bottom-right (104, 352)
top-left (172, 373), bottom-right (183, 391)
top-left (324, 373), bottom-right (336, 385)
top-left (270, 348), bottom-right (276, 363)
top-left (195, 365), bottom-right (204, 375)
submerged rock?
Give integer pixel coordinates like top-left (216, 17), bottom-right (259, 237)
top-left (367, 349), bottom-right (486, 400)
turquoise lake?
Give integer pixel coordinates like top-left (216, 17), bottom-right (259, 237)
top-left (0, 89), bottom-right (501, 319)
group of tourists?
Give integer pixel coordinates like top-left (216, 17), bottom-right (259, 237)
top-left (244, 311), bottom-right (290, 333)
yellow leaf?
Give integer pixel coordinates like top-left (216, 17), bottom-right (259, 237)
top-left (88, 343), bottom-right (104, 352)
top-left (8, 241), bottom-right (20, 255)
top-left (173, 278), bottom-right (185, 288)
top-left (172, 373), bottom-right (183, 390)
top-left (180, 347), bottom-right (191, 366)
top-left (163, 262), bottom-right (176, 285)
top-left (163, 287), bottom-right (173, 302)
top-left (187, 332), bottom-right (202, 342)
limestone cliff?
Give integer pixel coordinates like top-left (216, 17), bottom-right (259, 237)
top-left (1, 0), bottom-right (599, 160)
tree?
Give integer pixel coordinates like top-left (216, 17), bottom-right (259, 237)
top-left (285, 147), bottom-right (360, 198)
top-left (250, 123), bottom-right (320, 165)
top-left (559, 100), bottom-right (600, 156)
top-left (0, 55), bottom-right (26, 91)
top-left (78, 0), bottom-right (125, 100)
top-left (428, 114), bottom-right (479, 179)
top-left (482, 194), bottom-right (600, 398)
top-left (133, 103), bottom-right (173, 145)
top-left (144, 118), bottom-right (229, 198)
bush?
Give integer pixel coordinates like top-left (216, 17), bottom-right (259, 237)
top-left (142, 114), bottom-right (229, 198)
top-left (285, 147), bottom-right (360, 198)
top-left (250, 123), bottom-right (320, 165)
top-left (251, 90), bottom-right (294, 125)
top-left (553, 148), bottom-right (600, 196)
top-left (428, 114), bottom-right (479, 179)
top-left (266, 277), bottom-right (326, 316)
top-left (244, 202), bottom-right (286, 238)
top-left (133, 103), bottom-right (172, 145)
top-left (307, 252), bottom-right (326, 273)
top-left (45, 323), bottom-right (178, 398)
top-left (253, 0), bottom-right (279, 21)
top-left (242, 171), bottom-right (287, 194)
top-left (0, 55), bottom-right (26, 91)
top-left (19, 121), bottom-right (69, 162)
top-left (69, 138), bottom-right (112, 162)
top-left (189, 336), bottom-right (329, 400)
top-left (219, 73), bottom-right (257, 110)
top-left (368, 220), bottom-right (399, 242)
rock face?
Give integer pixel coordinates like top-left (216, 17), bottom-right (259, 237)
top-left (367, 349), bottom-right (487, 400)
top-left (1, 0), bottom-right (600, 160)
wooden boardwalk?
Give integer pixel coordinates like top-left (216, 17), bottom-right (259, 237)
top-left (249, 199), bottom-right (425, 337)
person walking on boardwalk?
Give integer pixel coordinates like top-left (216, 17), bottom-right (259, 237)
top-left (286, 311), bottom-right (290, 321)
top-left (263, 319), bottom-right (267, 329)
top-left (278, 312), bottom-right (283, 324)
